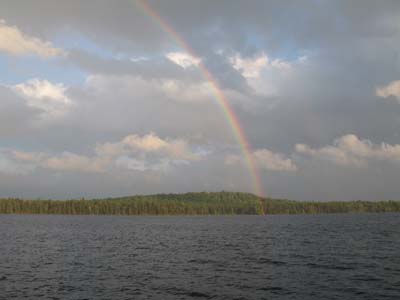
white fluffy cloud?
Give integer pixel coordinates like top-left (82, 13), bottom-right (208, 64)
top-left (8, 150), bottom-right (109, 173)
top-left (376, 80), bottom-right (400, 101)
top-left (97, 133), bottom-right (201, 161)
top-left (229, 52), bottom-right (291, 79)
top-left (166, 51), bottom-right (201, 68)
top-left (12, 79), bottom-right (72, 119)
top-left (0, 20), bottom-right (65, 58)
top-left (6, 133), bottom-right (201, 174)
top-left (228, 52), bottom-right (298, 98)
top-left (225, 148), bottom-right (297, 172)
top-left (296, 134), bottom-right (400, 167)
top-left (253, 149), bottom-right (297, 172)
top-left (230, 53), bottom-right (267, 78)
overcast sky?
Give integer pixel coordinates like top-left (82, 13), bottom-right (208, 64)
top-left (1, 0), bottom-right (400, 200)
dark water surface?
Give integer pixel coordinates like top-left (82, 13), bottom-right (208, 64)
top-left (0, 213), bottom-right (399, 299)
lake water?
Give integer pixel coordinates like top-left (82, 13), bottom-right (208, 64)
top-left (0, 213), bottom-right (399, 299)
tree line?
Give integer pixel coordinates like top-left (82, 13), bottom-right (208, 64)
top-left (263, 198), bottom-right (400, 214)
top-left (0, 192), bottom-right (399, 215)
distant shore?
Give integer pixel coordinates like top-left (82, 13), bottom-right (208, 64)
top-left (1, 192), bottom-right (399, 216)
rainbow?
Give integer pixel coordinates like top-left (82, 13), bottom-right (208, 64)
top-left (137, 0), bottom-right (265, 211)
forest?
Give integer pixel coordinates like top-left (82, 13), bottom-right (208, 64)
top-left (0, 192), bottom-right (399, 215)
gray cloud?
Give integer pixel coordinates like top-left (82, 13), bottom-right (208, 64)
top-left (1, 1), bottom-right (400, 200)
top-left (2, 1), bottom-right (400, 54)
top-left (65, 49), bottom-right (203, 82)
top-left (0, 85), bottom-right (40, 137)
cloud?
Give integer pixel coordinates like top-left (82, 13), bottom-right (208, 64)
top-left (0, 150), bottom-right (35, 175)
top-left (84, 73), bottom-right (213, 104)
top-left (115, 157), bottom-right (153, 172)
top-left (97, 133), bottom-right (201, 161)
top-left (230, 53), bottom-right (267, 78)
top-left (10, 149), bottom-right (109, 173)
top-left (226, 148), bottom-right (297, 172)
top-left (12, 79), bottom-right (72, 119)
top-left (8, 133), bottom-right (201, 174)
top-left (229, 52), bottom-right (291, 79)
top-left (44, 152), bottom-right (110, 173)
top-left (160, 79), bottom-right (214, 103)
top-left (296, 134), bottom-right (400, 167)
top-left (166, 51), bottom-right (201, 68)
top-left (253, 149), bottom-right (297, 172)
top-left (0, 20), bottom-right (65, 58)
top-left (122, 133), bottom-right (168, 152)
top-left (1, 0), bottom-right (399, 57)
top-left (12, 150), bottom-right (45, 163)
top-left (2, 1), bottom-right (400, 200)
top-left (376, 80), bottom-right (400, 101)
top-left (68, 73), bottom-right (231, 147)
top-left (67, 49), bottom-right (200, 81)
top-left (0, 85), bottom-right (39, 136)
top-left (115, 157), bottom-right (173, 172)
top-left (227, 52), bottom-right (299, 98)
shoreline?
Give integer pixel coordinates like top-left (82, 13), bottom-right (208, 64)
top-left (1, 192), bottom-right (399, 216)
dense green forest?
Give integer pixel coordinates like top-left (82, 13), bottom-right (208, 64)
top-left (0, 192), bottom-right (399, 215)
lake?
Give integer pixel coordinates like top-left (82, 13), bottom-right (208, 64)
top-left (0, 213), bottom-right (399, 299)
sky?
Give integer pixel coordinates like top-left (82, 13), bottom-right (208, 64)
top-left (1, 0), bottom-right (400, 200)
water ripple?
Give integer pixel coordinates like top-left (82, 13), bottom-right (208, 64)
top-left (0, 213), bottom-right (399, 299)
